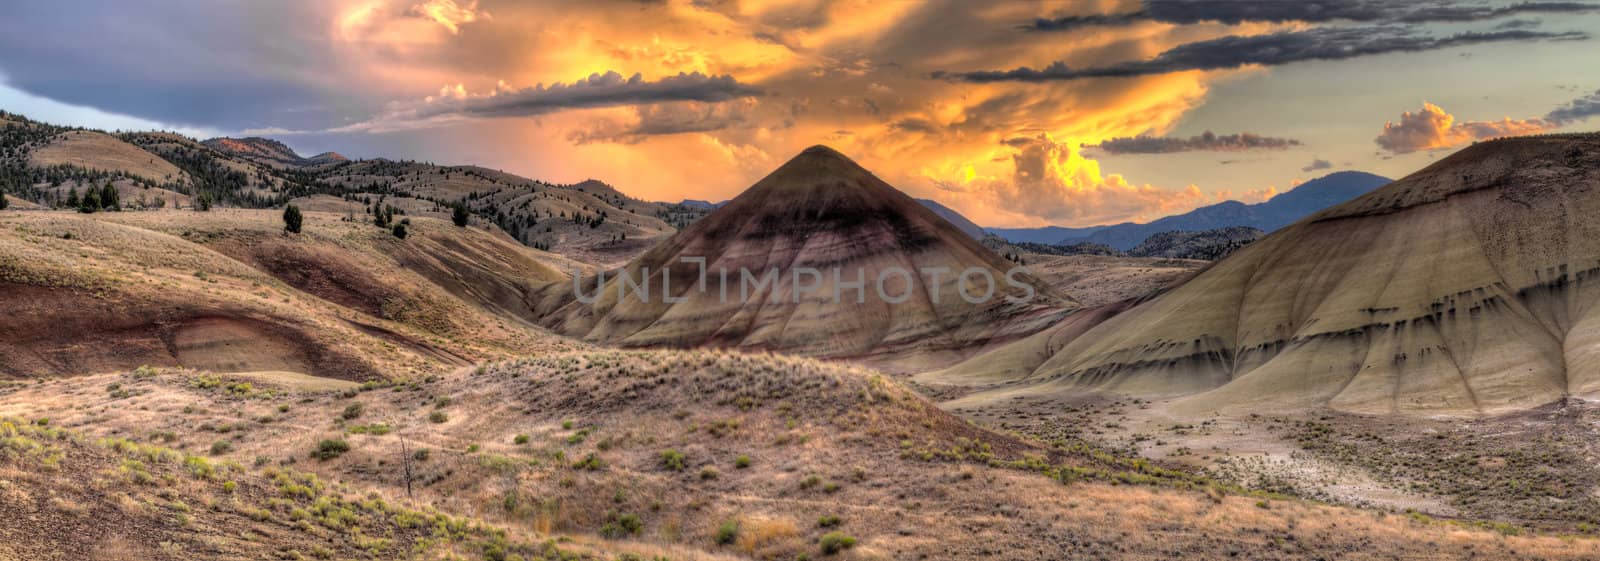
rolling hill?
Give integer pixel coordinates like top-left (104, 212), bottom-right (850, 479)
top-left (2, 112), bottom-right (706, 265)
top-left (538, 145), bottom-right (1074, 370)
top-left (940, 133), bottom-right (1600, 416)
top-left (0, 209), bottom-right (571, 380)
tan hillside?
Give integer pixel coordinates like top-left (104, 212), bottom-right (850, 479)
top-left (29, 130), bottom-right (190, 185)
top-left (4, 352), bottom-right (1600, 560)
top-left (0, 415), bottom-right (634, 561)
top-left (952, 133), bottom-right (1600, 416)
top-left (311, 160), bottom-right (688, 267)
top-left (538, 145), bottom-right (1075, 371)
top-left (0, 209), bottom-right (572, 380)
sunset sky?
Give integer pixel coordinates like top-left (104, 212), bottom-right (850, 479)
top-left (3, 0), bottom-right (1600, 227)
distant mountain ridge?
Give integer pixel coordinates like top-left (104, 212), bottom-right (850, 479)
top-left (203, 137), bottom-right (347, 167)
top-left (990, 171), bottom-right (1391, 250)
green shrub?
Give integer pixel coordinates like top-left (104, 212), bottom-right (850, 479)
top-left (341, 403), bottom-right (364, 420)
top-left (819, 532), bottom-right (856, 555)
top-left (311, 439), bottom-right (350, 461)
top-left (659, 449), bottom-right (687, 471)
top-left (513, 434), bottom-right (530, 445)
top-left (715, 520), bottom-right (739, 545)
top-left (572, 453), bottom-right (604, 471)
top-left (599, 513), bottom-right (643, 539)
top-left (734, 455), bottom-right (751, 469)
top-left (209, 440), bottom-right (232, 455)
top-left (817, 515), bottom-right (841, 528)
top-left (429, 411), bottom-right (449, 424)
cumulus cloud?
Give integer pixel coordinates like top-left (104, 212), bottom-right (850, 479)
top-left (346, 71), bottom-right (760, 131)
top-left (941, 26), bottom-right (1587, 82)
top-left (936, 134), bottom-right (1222, 225)
top-left (1089, 131), bottom-right (1300, 154)
top-left (1374, 102), bottom-right (1552, 154)
top-left (1302, 158), bottom-right (1332, 172)
top-left (1545, 89), bottom-right (1600, 123)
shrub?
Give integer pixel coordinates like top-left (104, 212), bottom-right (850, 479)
top-left (283, 204), bottom-right (303, 233)
top-left (699, 467), bottom-right (719, 480)
top-left (341, 403), bottom-right (364, 420)
top-left (817, 515), bottom-right (841, 528)
top-left (514, 434), bottom-right (530, 445)
top-left (572, 453), bottom-right (604, 471)
top-left (819, 532), bottom-right (856, 555)
top-left (392, 223), bottom-right (408, 239)
top-left (715, 520), bottom-right (739, 545)
top-left (209, 440), bottom-right (232, 456)
top-left (311, 439), bottom-right (350, 461)
top-left (659, 449), bottom-right (687, 471)
top-left (428, 411), bottom-right (448, 424)
top-left (347, 424), bottom-right (390, 436)
top-left (734, 455), bottom-right (751, 469)
top-left (452, 204), bottom-right (470, 227)
top-left (599, 513), bottom-right (643, 538)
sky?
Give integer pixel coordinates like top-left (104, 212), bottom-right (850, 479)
top-left (2, 0), bottom-right (1599, 228)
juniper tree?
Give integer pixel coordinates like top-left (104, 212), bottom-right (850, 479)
top-left (283, 204), bottom-right (303, 233)
top-left (100, 183), bottom-right (119, 211)
top-left (79, 189), bottom-right (100, 213)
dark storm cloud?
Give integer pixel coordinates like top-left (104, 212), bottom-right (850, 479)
top-left (1141, 0), bottom-right (1600, 24)
top-left (888, 118), bottom-right (940, 133)
top-left (418, 72), bottom-right (760, 120)
top-left (1545, 89), bottom-right (1600, 123)
top-left (1026, 11), bottom-right (1149, 32)
top-left (566, 99), bottom-right (756, 145)
top-left (938, 26), bottom-right (1588, 83)
top-left (0, 1), bottom-right (359, 131)
top-left (1088, 131), bottom-right (1301, 154)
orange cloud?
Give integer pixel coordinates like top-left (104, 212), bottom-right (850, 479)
top-left (929, 134), bottom-right (1224, 226)
top-left (1375, 101), bottom-right (1551, 154)
top-left (410, 0), bottom-right (485, 34)
top-left (314, 1), bottom-right (1301, 227)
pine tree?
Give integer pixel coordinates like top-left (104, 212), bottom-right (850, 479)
top-left (283, 204), bottom-right (303, 233)
top-left (452, 204), bottom-right (469, 227)
top-left (0, 189), bottom-right (8, 210)
top-left (66, 186), bottom-right (80, 208)
top-left (391, 222), bottom-right (408, 239)
top-left (100, 183), bottom-right (119, 211)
